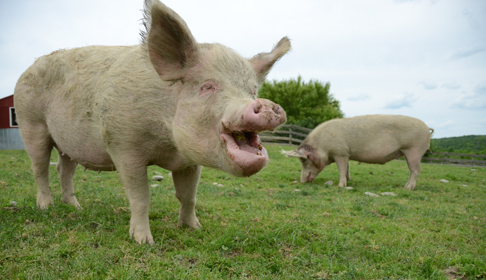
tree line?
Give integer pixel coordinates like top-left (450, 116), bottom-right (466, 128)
top-left (431, 135), bottom-right (486, 155)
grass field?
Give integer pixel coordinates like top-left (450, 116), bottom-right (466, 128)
top-left (1, 144), bottom-right (485, 279)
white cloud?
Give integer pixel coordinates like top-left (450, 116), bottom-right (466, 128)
top-left (347, 94), bottom-right (371, 102)
top-left (435, 120), bottom-right (454, 128)
top-left (418, 81), bottom-right (438, 90)
top-left (450, 45), bottom-right (486, 60)
top-left (384, 94), bottom-right (415, 109)
top-left (441, 82), bottom-right (461, 90)
top-left (462, 8), bottom-right (480, 30)
top-left (450, 82), bottom-right (486, 110)
top-left (451, 94), bottom-right (486, 110)
top-left (475, 82), bottom-right (486, 95)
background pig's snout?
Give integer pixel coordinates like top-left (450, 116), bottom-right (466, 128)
top-left (244, 99), bottom-right (286, 131)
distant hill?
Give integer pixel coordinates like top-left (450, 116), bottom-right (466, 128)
top-left (431, 135), bottom-right (486, 154)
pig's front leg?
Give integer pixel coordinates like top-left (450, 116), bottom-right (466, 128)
top-left (172, 165), bottom-right (202, 229)
top-left (114, 157), bottom-right (154, 245)
top-left (334, 156), bottom-right (349, 187)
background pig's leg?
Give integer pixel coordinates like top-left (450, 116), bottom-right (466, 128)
top-left (57, 152), bottom-right (81, 209)
top-left (20, 123), bottom-right (54, 208)
top-left (172, 165), bottom-right (202, 229)
top-left (402, 149), bottom-right (422, 190)
top-left (334, 156), bottom-right (349, 187)
top-left (346, 162), bottom-right (351, 182)
top-left (114, 158), bottom-right (153, 244)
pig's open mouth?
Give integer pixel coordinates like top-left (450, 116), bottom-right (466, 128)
top-left (220, 130), bottom-right (269, 176)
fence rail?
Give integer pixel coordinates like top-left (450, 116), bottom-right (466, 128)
top-left (259, 124), bottom-right (311, 145)
top-left (260, 124), bottom-right (486, 167)
top-left (422, 152), bottom-right (486, 166)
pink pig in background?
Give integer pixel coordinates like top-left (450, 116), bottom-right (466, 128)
top-left (14, 0), bottom-right (290, 244)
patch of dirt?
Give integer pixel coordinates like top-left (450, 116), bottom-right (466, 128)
top-left (3, 206), bottom-right (22, 213)
top-left (444, 266), bottom-right (466, 280)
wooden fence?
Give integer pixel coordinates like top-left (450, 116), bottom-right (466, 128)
top-left (259, 124), bottom-right (312, 146)
top-left (260, 124), bottom-right (486, 167)
top-left (421, 152), bottom-right (486, 166)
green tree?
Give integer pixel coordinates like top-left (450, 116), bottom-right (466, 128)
top-left (259, 76), bottom-right (344, 129)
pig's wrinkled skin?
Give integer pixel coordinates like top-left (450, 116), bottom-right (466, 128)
top-left (14, 0), bottom-right (290, 244)
top-left (285, 115), bottom-right (433, 190)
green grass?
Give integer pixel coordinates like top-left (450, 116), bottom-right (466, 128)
top-left (1, 144), bottom-right (485, 279)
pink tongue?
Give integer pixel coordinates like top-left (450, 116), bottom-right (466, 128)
top-left (235, 137), bottom-right (258, 154)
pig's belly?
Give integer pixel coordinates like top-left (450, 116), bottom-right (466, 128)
top-left (48, 122), bottom-right (115, 171)
top-left (53, 139), bottom-right (115, 171)
top-left (350, 150), bottom-right (403, 164)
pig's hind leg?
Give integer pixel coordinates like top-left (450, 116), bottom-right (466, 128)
top-left (346, 162), bottom-right (351, 181)
top-left (57, 151), bottom-right (82, 209)
top-left (19, 122), bottom-right (54, 209)
top-left (335, 156), bottom-right (350, 187)
top-left (402, 149), bottom-right (422, 190)
top-left (172, 165), bottom-right (202, 229)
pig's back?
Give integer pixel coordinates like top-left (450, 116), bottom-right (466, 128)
top-left (13, 45), bottom-right (157, 169)
top-left (14, 45), bottom-right (140, 121)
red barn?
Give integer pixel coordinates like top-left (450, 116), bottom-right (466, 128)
top-left (0, 95), bottom-right (24, 149)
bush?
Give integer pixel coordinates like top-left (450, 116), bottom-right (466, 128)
top-left (259, 76), bottom-right (344, 129)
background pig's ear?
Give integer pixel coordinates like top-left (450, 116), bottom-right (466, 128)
top-left (249, 37), bottom-right (291, 85)
top-left (282, 149), bottom-right (306, 159)
top-left (147, 1), bottom-right (199, 80)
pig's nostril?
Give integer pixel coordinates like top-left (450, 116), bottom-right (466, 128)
top-left (253, 103), bottom-right (262, 115)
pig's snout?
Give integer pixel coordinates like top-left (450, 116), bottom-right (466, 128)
top-left (243, 99), bottom-right (286, 131)
top-left (301, 171), bottom-right (314, 183)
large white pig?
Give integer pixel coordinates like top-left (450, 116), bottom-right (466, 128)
top-left (14, 0), bottom-right (290, 244)
top-left (285, 115), bottom-right (433, 190)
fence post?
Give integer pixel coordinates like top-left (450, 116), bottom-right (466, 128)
top-left (289, 128), bottom-right (292, 145)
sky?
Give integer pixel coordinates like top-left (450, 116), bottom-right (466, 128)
top-left (0, 0), bottom-right (485, 138)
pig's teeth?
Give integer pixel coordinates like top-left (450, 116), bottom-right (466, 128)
top-left (84, 167), bottom-right (87, 172)
top-left (98, 170), bottom-right (101, 174)
top-left (61, 152), bottom-right (65, 156)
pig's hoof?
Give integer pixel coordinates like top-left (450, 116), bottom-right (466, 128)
top-left (62, 196), bottom-right (83, 210)
top-left (179, 217), bottom-right (202, 229)
top-left (130, 230), bottom-right (154, 245)
top-left (130, 224), bottom-right (154, 245)
top-left (404, 183), bottom-right (415, 191)
top-left (37, 196), bottom-right (54, 209)
top-left (135, 235), bottom-right (154, 245)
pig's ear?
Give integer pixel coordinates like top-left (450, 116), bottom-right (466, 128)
top-left (299, 147), bottom-right (322, 168)
top-left (306, 153), bottom-right (321, 168)
top-left (147, 1), bottom-right (199, 81)
top-left (282, 149), bottom-right (306, 159)
top-left (249, 37), bottom-right (291, 85)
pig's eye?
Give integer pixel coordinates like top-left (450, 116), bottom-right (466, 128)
top-left (199, 82), bottom-right (217, 96)
top-left (202, 85), bottom-right (214, 90)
